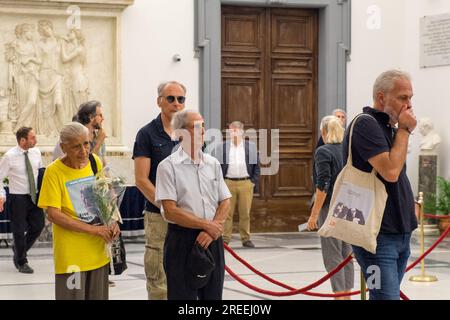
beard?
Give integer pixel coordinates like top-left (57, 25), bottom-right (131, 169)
top-left (383, 104), bottom-right (398, 125)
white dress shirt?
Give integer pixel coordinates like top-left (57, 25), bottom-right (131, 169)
top-left (0, 146), bottom-right (43, 199)
top-left (226, 141), bottom-right (249, 178)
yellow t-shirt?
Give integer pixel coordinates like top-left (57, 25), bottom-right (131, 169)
top-left (37, 155), bottom-right (109, 274)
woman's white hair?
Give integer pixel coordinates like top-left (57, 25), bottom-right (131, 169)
top-left (373, 69), bottom-right (411, 101)
top-left (60, 122), bottom-right (88, 144)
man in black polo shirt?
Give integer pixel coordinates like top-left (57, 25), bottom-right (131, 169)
top-left (343, 70), bottom-right (417, 300)
top-left (132, 81), bottom-right (186, 300)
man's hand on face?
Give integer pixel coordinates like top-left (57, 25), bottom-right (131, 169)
top-left (398, 105), bottom-right (417, 133)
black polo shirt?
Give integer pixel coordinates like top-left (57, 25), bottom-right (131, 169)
top-left (342, 107), bottom-right (417, 234)
top-left (132, 114), bottom-right (179, 213)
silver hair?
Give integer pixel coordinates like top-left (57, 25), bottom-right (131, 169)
top-left (157, 81), bottom-right (186, 96)
top-left (59, 122), bottom-right (88, 145)
top-left (373, 69), bottom-right (411, 101)
top-left (229, 121), bottom-right (244, 130)
top-left (332, 108), bottom-right (346, 116)
top-left (171, 109), bottom-right (197, 130)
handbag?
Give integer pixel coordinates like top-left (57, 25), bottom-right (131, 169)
top-left (109, 234), bottom-right (128, 275)
top-left (317, 114), bottom-right (388, 254)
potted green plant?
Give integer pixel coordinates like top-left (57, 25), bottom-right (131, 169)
top-left (436, 177), bottom-right (450, 236)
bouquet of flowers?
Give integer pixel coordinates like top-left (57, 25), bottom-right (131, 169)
top-left (81, 166), bottom-right (126, 226)
top-left (80, 166), bottom-right (128, 274)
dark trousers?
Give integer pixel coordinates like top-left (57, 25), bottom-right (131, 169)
top-left (9, 194), bottom-right (45, 266)
top-left (164, 224), bottom-right (225, 300)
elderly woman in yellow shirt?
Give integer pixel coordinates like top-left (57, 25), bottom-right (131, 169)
top-left (38, 122), bottom-right (120, 300)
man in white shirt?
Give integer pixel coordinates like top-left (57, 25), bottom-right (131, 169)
top-left (0, 127), bottom-right (45, 274)
top-left (210, 121), bottom-right (260, 248)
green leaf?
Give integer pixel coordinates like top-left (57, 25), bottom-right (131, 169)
top-left (436, 176), bottom-right (450, 215)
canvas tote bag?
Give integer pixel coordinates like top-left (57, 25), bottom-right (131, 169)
top-left (317, 114), bottom-right (388, 254)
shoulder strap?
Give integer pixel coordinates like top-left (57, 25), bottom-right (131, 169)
top-left (89, 153), bottom-right (98, 176)
top-left (347, 113), bottom-right (377, 167)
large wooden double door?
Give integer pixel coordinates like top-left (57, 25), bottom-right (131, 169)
top-left (221, 6), bottom-right (318, 231)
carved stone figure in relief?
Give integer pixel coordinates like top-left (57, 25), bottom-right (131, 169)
top-left (6, 23), bottom-right (41, 131)
top-left (61, 28), bottom-right (89, 119)
top-left (3, 20), bottom-right (93, 137)
top-left (35, 20), bottom-right (64, 136)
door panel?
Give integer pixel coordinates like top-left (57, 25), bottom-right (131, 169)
top-left (221, 6), bottom-right (318, 232)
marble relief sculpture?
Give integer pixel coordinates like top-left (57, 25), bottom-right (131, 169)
top-left (35, 20), bottom-right (64, 136)
top-left (5, 23), bottom-right (41, 131)
top-left (61, 28), bottom-right (89, 119)
top-left (418, 118), bottom-right (441, 154)
top-left (3, 21), bottom-right (91, 136)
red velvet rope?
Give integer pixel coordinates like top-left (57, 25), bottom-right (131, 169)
top-left (225, 264), bottom-right (362, 297)
top-left (224, 243), bottom-right (353, 292)
top-left (405, 225), bottom-right (450, 272)
top-left (224, 226), bottom-right (450, 299)
top-left (424, 214), bottom-right (450, 219)
top-left (224, 243), bottom-right (358, 297)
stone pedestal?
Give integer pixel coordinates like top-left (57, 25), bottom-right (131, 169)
top-left (418, 153), bottom-right (439, 233)
top-left (419, 154), bottom-right (437, 197)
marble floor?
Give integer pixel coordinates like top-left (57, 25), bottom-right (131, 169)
top-left (0, 232), bottom-right (449, 300)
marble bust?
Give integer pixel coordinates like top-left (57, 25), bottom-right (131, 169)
top-left (418, 118), bottom-right (441, 154)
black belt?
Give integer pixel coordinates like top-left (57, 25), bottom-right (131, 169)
top-left (226, 177), bottom-right (250, 181)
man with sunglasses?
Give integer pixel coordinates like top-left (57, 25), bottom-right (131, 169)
top-left (132, 81), bottom-right (186, 300)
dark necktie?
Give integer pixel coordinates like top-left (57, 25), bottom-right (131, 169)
top-left (24, 151), bottom-right (36, 204)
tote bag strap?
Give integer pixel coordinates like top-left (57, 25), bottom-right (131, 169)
top-left (347, 113), bottom-right (378, 175)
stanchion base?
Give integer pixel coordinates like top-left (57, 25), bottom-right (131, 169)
top-left (409, 274), bottom-right (438, 282)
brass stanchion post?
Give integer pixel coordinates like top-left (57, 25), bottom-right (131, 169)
top-left (360, 270), bottom-right (367, 300)
top-left (409, 192), bottom-right (438, 282)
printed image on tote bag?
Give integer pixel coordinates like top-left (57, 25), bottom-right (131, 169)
top-left (331, 182), bottom-right (374, 226)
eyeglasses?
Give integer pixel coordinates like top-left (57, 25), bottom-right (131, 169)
top-left (161, 95), bottom-right (186, 104)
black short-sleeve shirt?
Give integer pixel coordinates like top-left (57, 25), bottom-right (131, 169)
top-left (132, 114), bottom-right (179, 213)
top-left (342, 107), bottom-right (417, 234)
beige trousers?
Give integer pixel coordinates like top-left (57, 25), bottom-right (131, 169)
top-left (223, 179), bottom-right (254, 243)
top-left (144, 211), bottom-right (168, 300)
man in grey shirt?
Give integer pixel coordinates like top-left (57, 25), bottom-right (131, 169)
top-left (155, 110), bottom-right (231, 300)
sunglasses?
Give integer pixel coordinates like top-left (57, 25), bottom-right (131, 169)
top-left (161, 95), bottom-right (186, 104)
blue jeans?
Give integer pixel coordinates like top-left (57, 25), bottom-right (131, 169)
top-left (352, 233), bottom-right (411, 300)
